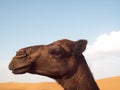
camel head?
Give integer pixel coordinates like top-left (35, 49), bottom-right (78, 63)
top-left (9, 39), bottom-right (87, 79)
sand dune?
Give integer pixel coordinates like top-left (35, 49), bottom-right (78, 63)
top-left (0, 76), bottom-right (120, 90)
top-left (96, 76), bottom-right (120, 90)
top-left (0, 82), bottom-right (63, 90)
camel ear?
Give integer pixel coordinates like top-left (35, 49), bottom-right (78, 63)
top-left (73, 39), bottom-right (88, 55)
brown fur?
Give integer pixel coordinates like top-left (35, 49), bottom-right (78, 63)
top-left (9, 39), bottom-right (99, 90)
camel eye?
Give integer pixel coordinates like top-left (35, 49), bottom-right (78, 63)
top-left (50, 49), bottom-right (64, 57)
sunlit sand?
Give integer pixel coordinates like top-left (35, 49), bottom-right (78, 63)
top-left (0, 76), bottom-right (120, 90)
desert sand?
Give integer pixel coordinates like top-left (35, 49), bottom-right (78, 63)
top-left (96, 76), bottom-right (120, 90)
top-left (0, 76), bottom-right (120, 90)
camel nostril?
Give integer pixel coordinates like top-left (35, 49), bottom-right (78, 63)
top-left (15, 50), bottom-right (27, 58)
top-left (15, 54), bottom-right (27, 58)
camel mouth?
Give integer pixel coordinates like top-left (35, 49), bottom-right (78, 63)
top-left (9, 53), bottom-right (32, 74)
top-left (11, 65), bottom-right (30, 74)
top-left (9, 58), bottom-right (32, 74)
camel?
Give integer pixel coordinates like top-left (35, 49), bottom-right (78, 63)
top-left (9, 39), bottom-right (99, 90)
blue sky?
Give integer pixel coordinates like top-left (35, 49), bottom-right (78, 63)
top-left (0, 0), bottom-right (120, 82)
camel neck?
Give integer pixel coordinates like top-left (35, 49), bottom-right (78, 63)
top-left (57, 56), bottom-right (99, 90)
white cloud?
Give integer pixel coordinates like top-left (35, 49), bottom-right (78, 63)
top-left (85, 31), bottom-right (120, 58)
top-left (84, 31), bottom-right (120, 79)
